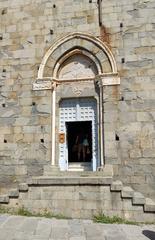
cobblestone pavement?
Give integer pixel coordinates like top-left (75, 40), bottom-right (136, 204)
top-left (0, 214), bottom-right (155, 240)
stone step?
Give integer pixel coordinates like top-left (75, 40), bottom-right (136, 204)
top-left (19, 183), bottom-right (28, 192)
top-left (132, 192), bottom-right (145, 205)
top-left (44, 165), bottom-right (113, 177)
top-left (8, 188), bottom-right (19, 198)
top-left (68, 162), bottom-right (92, 171)
top-left (27, 176), bottom-right (113, 186)
top-left (0, 195), bottom-right (9, 203)
top-left (111, 180), bottom-right (123, 191)
top-left (121, 186), bottom-right (134, 198)
top-left (43, 172), bottom-right (112, 177)
top-left (144, 198), bottom-right (155, 212)
top-left (0, 176), bottom-right (155, 218)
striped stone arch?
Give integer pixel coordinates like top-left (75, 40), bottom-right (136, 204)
top-left (37, 32), bottom-right (118, 80)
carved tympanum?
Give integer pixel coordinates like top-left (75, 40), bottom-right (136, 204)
top-left (58, 54), bottom-right (98, 80)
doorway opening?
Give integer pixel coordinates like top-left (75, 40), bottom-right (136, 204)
top-left (66, 121), bottom-right (92, 163)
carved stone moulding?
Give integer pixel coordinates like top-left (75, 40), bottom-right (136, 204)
top-left (32, 73), bottom-right (120, 91)
top-left (100, 74), bottom-right (120, 86)
top-left (33, 78), bottom-right (52, 91)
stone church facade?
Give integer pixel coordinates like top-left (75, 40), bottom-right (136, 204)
top-left (0, 0), bottom-right (155, 220)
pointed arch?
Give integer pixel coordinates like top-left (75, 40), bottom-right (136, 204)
top-left (37, 32), bottom-right (118, 79)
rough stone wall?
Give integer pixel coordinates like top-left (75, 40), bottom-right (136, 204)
top-left (104, 0), bottom-right (155, 200)
top-left (0, 0), bottom-right (155, 199)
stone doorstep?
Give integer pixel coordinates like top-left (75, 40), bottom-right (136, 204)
top-left (27, 176), bottom-right (113, 186)
top-left (44, 171), bottom-right (113, 177)
top-left (43, 164), bottom-right (113, 177)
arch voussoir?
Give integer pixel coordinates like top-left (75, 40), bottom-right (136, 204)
top-left (38, 32), bottom-right (118, 79)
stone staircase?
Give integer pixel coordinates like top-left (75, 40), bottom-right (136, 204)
top-left (0, 174), bottom-right (155, 221)
top-left (68, 162), bottom-right (92, 171)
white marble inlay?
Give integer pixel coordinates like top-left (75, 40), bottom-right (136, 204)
top-left (33, 81), bottom-right (51, 90)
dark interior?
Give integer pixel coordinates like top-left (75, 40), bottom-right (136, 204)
top-left (66, 121), bottom-right (92, 162)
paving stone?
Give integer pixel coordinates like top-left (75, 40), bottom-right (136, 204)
top-left (19, 217), bottom-right (40, 234)
top-left (51, 226), bottom-right (70, 239)
top-left (35, 218), bottom-right (52, 238)
top-left (68, 220), bottom-right (85, 237)
top-left (1, 216), bottom-right (26, 230)
top-left (0, 214), bottom-right (10, 226)
top-left (0, 215), bottom-right (155, 239)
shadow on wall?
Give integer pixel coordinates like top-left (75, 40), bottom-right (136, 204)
top-left (143, 230), bottom-right (155, 240)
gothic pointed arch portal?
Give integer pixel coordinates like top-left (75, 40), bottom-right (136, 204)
top-left (33, 32), bottom-right (120, 172)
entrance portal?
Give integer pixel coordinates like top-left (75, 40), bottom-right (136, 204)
top-left (66, 121), bottom-right (92, 163)
top-left (59, 98), bottom-right (98, 171)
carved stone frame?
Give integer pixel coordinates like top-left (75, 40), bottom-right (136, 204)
top-left (33, 32), bottom-right (120, 171)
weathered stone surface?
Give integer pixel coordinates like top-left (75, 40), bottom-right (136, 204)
top-left (0, 195), bottom-right (9, 203)
top-left (8, 189), bottom-right (19, 198)
top-left (144, 198), bottom-right (155, 212)
top-left (19, 183), bottom-right (28, 192)
top-left (28, 176), bottom-right (113, 186)
top-left (121, 187), bottom-right (134, 198)
top-left (132, 192), bottom-right (145, 205)
top-left (0, 215), bottom-right (155, 240)
top-left (111, 180), bottom-right (123, 191)
top-left (0, 0), bottom-right (154, 213)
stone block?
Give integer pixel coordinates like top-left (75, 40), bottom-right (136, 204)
top-left (111, 180), bottom-right (123, 191)
top-left (7, 25), bottom-right (16, 33)
top-left (0, 195), bottom-right (9, 203)
top-left (111, 192), bottom-right (123, 210)
top-left (28, 176), bottom-right (113, 186)
top-left (15, 166), bottom-right (27, 176)
top-left (13, 127), bottom-right (22, 134)
top-left (132, 192), bottom-right (145, 205)
top-left (129, 149), bottom-right (142, 158)
top-left (8, 188), bottom-right (19, 198)
top-left (28, 188), bottom-right (41, 200)
top-left (142, 149), bottom-right (155, 158)
top-left (144, 198), bottom-right (155, 212)
top-left (105, 147), bottom-right (118, 158)
top-left (19, 183), bottom-right (28, 192)
top-left (36, 104), bottom-right (51, 114)
top-left (13, 49), bottom-right (35, 59)
top-left (35, 218), bottom-right (53, 238)
top-left (121, 186), bottom-right (134, 198)
top-left (137, 112), bottom-right (152, 122)
top-left (100, 164), bottom-right (113, 176)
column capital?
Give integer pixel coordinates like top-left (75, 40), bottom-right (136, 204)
top-left (33, 78), bottom-right (52, 90)
top-left (33, 78), bottom-right (60, 91)
top-left (95, 73), bottom-right (120, 87)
